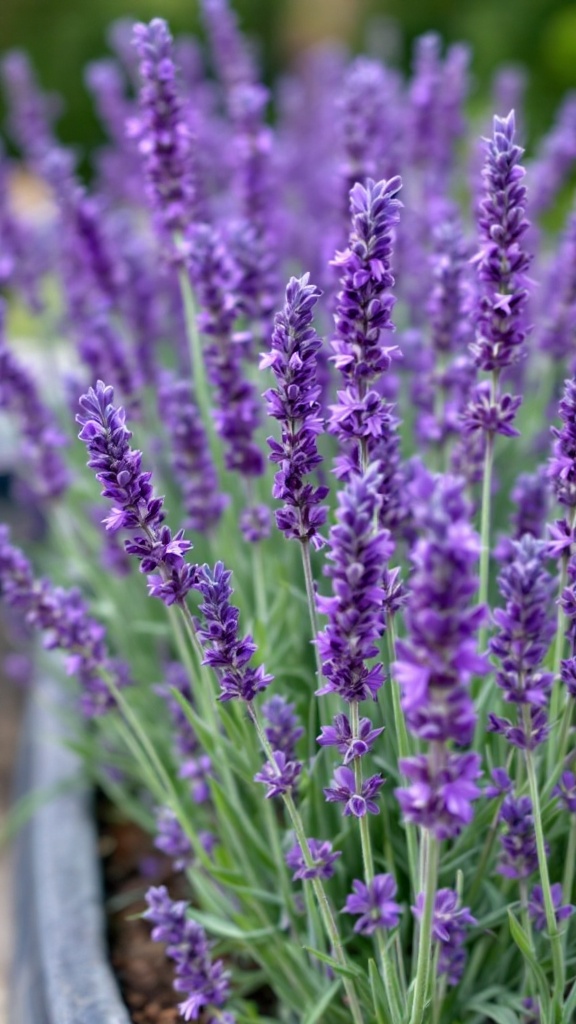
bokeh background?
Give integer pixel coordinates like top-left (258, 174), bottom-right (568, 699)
top-left (2, 0), bottom-right (576, 158)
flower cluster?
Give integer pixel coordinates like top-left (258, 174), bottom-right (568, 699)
top-left (261, 274), bottom-right (328, 548)
top-left (0, 524), bottom-right (129, 716)
top-left (144, 886), bottom-right (235, 1023)
top-left (488, 536), bottom-right (555, 748)
top-left (77, 380), bottom-right (198, 605)
top-left (131, 19), bottom-right (195, 239)
top-left (413, 889), bottom-right (476, 985)
top-left (395, 473), bottom-right (484, 837)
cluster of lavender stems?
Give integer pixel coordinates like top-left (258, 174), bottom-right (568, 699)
top-left (5, 8), bottom-right (576, 1024)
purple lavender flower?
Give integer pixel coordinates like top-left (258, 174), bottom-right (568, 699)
top-left (254, 751), bottom-right (302, 798)
top-left (285, 838), bottom-right (341, 881)
top-left (554, 770), bottom-right (576, 813)
top-left (199, 0), bottom-right (256, 98)
top-left (497, 793), bottom-right (539, 879)
top-left (0, 525), bottom-right (129, 717)
top-left (317, 713), bottom-right (384, 765)
top-left (549, 378), bottom-right (576, 510)
top-left (261, 274), bottom-right (329, 548)
top-left (528, 884), bottom-right (573, 933)
top-left (189, 223), bottom-right (264, 481)
top-left (195, 561), bottom-right (272, 702)
top-left (487, 537), bottom-right (555, 749)
top-left (262, 696), bottom-right (304, 760)
top-left (343, 874), bottom-right (401, 935)
top-left (471, 111), bottom-right (531, 374)
top-left (530, 93), bottom-right (576, 216)
top-left (328, 177), bottom-right (402, 457)
top-left (485, 767), bottom-right (513, 800)
top-left (324, 765), bottom-right (384, 818)
top-left (497, 469), bottom-right (550, 562)
top-left (337, 58), bottom-right (401, 205)
top-left (238, 504), bottom-right (271, 543)
top-left (0, 50), bottom-right (60, 165)
top-left (77, 380), bottom-right (198, 606)
top-left (413, 888), bottom-right (476, 986)
top-left (394, 473), bottom-right (484, 837)
top-left (396, 752), bottom-right (482, 839)
top-left (130, 19), bottom-right (195, 240)
top-left (0, 304), bottom-right (69, 498)
top-left (154, 807), bottom-right (193, 871)
top-left (316, 465), bottom-right (393, 704)
top-left (144, 885), bottom-right (235, 1023)
top-left (394, 473), bottom-right (486, 745)
top-left (180, 754), bottom-right (213, 805)
top-left (158, 372), bottom-right (226, 533)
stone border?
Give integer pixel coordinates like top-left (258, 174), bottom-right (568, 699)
top-left (11, 678), bottom-right (131, 1023)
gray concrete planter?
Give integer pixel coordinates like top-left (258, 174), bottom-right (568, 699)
top-left (12, 677), bottom-right (131, 1023)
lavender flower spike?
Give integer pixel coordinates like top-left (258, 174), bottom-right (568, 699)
top-left (195, 561), bottom-right (273, 703)
top-left (144, 886), bottom-right (235, 1023)
top-left (77, 381), bottom-right (197, 606)
top-left (261, 273), bottom-right (329, 548)
top-left (344, 873), bottom-right (401, 936)
top-left (471, 110), bottom-right (531, 374)
top-left (394, 472), bottom-right (485, 838)
top-left (0, 524), bottom-right (129, 717)
top-left (316, 464), bottom-right (393, 704)
top-left (130, 19), bottom-right (195, 240)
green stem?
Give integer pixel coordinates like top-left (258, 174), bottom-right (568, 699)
top-left (350, 703), bottom-right (403, 1023)
top-left (547, 544), bottom-right (571, 778)
top-left (386, 621), bottom-right (419, 898)
top-left (251, 539), bottom-right (269, 627)
top-left (247, 703), bottom-right (365, 1024)
top-left (177, 265), bottom-right (216, 449)
top-left (409, 834), bottom-right (439, 1024)
top-left (300, 539), bottom-right (324, 686)
top-left (523, 708), bottom-right (565, 1005)
top-left (563, 815), bottom-right (576, 908)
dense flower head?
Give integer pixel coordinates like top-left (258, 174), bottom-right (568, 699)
top-left (413, 889), bottom-right (476, 985)
top-left (262, 695), bottom-right (304, 760)
top-left (254, 750), bottom-right (302, 798)
top-left (0, 524), bottom-right (129, 717)
top-left (343, 874), bottom-right (401, 935)
top-left (189, 223), bottom-right (264, 479)
top-left (0, 49), bottom-right (60, 164)
top-left (528, 884), bottom-right (573, 933)
top-left (317, 713), bottom-right (384, 764)
top-left (553, 770), bottom-right (576, 813)
top-left (471, 110), bottom-right (532, 373)
top-left (497, 792), bottom-right (539, 879)
top-left (394, 472), bottom-right (486, 745)
top-left (195, 561), bottom-right (272, 702)
top-left (550, 377), bottom-right (576, 508)
top-left (316, 465), bottom-right (393, 703)
top-left (155, 807), bottom-right (193, 871)
top-left (489, 536), bottom-right (555, 715)
top-left (0, 305), bottom-right (69, 498)
top-left (328, 177), bottom-right (402, 439)
top-left (261, 273), bottom-right (329, 547)
top-left (144, 885), bottom-right (235, 1023)
top-left (396, 751), bottom-right (482, 839)
top-left (285, 837), bottom-right (341, 881)
top-left (130, 19), bottom-right (195, 237)
top-left (77, 380), bottom-right (198, 605)
top-left (324, 765), bottom-right (384, 817)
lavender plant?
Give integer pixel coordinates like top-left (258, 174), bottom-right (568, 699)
top-left (3, 8), bottom-right (576, 1024)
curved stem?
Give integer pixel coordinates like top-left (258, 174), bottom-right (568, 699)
top-left (523, 708), bottom-right (565, 1005)
top-left (247, 703), bottom-right (366, 1024)
top-left (350, 703), bottom-right (403, 1022)
top-left (386, 621), bottom-right (419, 898)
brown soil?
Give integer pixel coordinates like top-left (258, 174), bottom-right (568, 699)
top-left (99, 798), bottom-right (187, 1024)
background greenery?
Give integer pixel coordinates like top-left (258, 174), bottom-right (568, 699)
top-left (1, 0), bottom-right (576, 159)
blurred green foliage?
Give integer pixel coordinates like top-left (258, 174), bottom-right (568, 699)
top-left (1, 0), bottom-right (575, 156)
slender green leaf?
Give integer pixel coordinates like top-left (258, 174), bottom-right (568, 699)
top-left (302, 979), bottom-right (343, 1024)
top-left (507, 911), bottom-right (551, 1020)
top-left (302, 946), bottom-right (362, 981)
